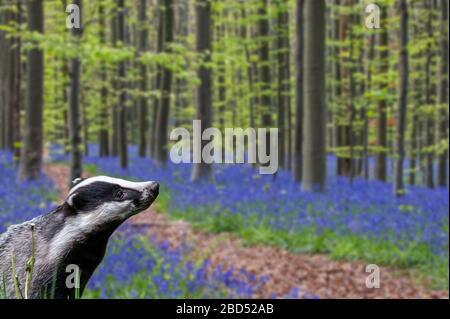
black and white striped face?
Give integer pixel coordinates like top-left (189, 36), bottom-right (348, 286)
top-left (66, 176), bottom-right (159, 225)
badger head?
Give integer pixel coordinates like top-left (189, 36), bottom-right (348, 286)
top-left (65, 176), bottom-right (159, 229)
top-left (41, 176), bottom-right (159, 294)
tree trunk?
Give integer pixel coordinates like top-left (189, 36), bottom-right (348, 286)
top-left (258, 0), bottom-right (273, 156)
top-left (18, 0), bottom-right (44, 181)
top-left (409, 4), bottom-right (421, 186)
top-left (0, 6), bottom-right (11, 151)
top-left (117, 0), bottom-right (128, 168)
top-left (154, 0), bottom-right (174, 166)
top-left (331, 0), bottom-right (341, 151)
top-left (111, 11), bottom-right (119, 157)
top-left (242, 7), bottom-right (256, 131)
top-left (302, 0), bottom-right (326, 192)
top-left (217, 21), bottom-right (226, 134)
top-left (11, 1), bottom-right (21, 163)
top-left (150, 0), bottom-right (165, 157)
top-left (409, 102), bottom-right (419, 186)
top-left (67, 0), bottom-right (83, 182)
top-left (347, 4), bottom-right (357, 184)
top-left (375, 7), bottom-right (388, 182)
top-left (137, 0), bottom-right (148, 158)
top-left (293, 0), bottom-right (303, 182)
top-left (424, 1), bottom-right (435, 188)
top-left (174, 0), bottom-right (189, 127)
top-left (437, 0), bottom-right (448, 187)
top-left (191, 0), bottom-right (213, 181)
top-left (337, 0), bottom-right (351, 177)
top-left (276, 0), bottom-right (288, 170)
top-left (285, 33), bottom-right (293, 172)
top-left (393, 0), bottom-right (409, 196)
top-left (0, 2), bottom-right (20, 158)
top-left (99, 1), bottom-right (109, 157)
top-left (362, 33), bottom-right (375, 180)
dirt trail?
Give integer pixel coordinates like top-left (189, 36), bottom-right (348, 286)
top-left (45, 164), bottom-right (449, 299)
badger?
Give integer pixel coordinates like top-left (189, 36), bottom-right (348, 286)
top-left (0, 176), bottom-right (159, 299)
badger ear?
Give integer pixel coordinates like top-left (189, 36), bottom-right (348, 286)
top-left (67, 192), bottom-right (77, 208)
top-left (67, 192), bottom-right (90, 211)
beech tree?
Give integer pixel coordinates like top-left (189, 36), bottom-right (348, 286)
top-left (18, 0), bottom-right (44, 181)
top-left (301, 0), bottom-right (326, 192)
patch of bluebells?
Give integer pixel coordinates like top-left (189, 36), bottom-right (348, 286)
top-left (86, 227), bottom-right (276, 299)
top-left (2, 150), bottom-right (314, 299)
top-left (63, 145), bottom-right (448, 257)
top-left (0, 150), bottom-right (56, 233)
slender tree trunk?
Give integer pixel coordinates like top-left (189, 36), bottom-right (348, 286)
top-left (337, 0), bottom-right (351, 177)
top-left (424, 2), bottom-right (435, 188)
top-left (174, 0), bottom-right (189, 127)
top-left (242, 7), bottom-right (255, 130)
top-left (437, 0), bottom-right (448, 187)
top-left (293, 0), bottom-right (303, 182)
top-left (5, 13), bottom-right (13, 151)
top-left (347, 5), bottom-right (357, 183)
top-left (137, 0), bottom-right (148, 158)
top-left (217, 22), bottom-right (226, 134)
top-left (99, 2), bottom-right (109, 157)
top-left (150, 0), bottom-right (164, 157)
top-left (285, 33), bottom-right (293, 172)
top-left (409, 5), bottom-right (421, 186)
top-left (191, 0), bottom-right (213, 181)
top-left (82, 88), bottom-right (89, 157)
top-left (19, 0), bottom-right (44, 181)
top-left (117, 0), bottom-right (128, 168)
top-left (111, 11), bottom-right (119, 157)
top-left (375, 7), bottom-right (388, 182)
top-left (394, 0), bottom-right (409, 196)
top-left (11, 1), bottom-right (21, 163)
top-left (154, 0), bottom-right (174, 166)
top-left (0, 6), bottom-right (10, 150)
top-left (362, 33), bottom-right (375, 180)
top-left (276, 0), bottom-right (288, 170)
top-left (0, 6), bottom-right (17, 153)
top-left (67, 0), bottom-right (83, 182)
top-left (258, 0), bottom-right (273, 156)
top-left (409, 102), bottom-right (419, 185)
top-left (60, 0), bottom-right (69, 155)
top-left (302, 0), bottom-right (326, 192)
top-left (331, 0), bottom-right (341, 151)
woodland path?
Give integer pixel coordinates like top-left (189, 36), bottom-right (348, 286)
top-left (45, 163), bottom-right (448, 299)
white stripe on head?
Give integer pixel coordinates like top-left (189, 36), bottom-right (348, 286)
top-left (68, 176), bottom-right (154, 197)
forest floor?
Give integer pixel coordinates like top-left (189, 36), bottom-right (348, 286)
top-left (45, 163), bottom-right (449, 299)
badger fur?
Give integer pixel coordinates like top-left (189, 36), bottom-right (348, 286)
top-left (0, 176), bottom-right (159, 299)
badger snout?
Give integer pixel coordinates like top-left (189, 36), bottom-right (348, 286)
top-left (135, 181), bottom-right (159, 211)
top-left (144, 182), bottom-right (160, 200)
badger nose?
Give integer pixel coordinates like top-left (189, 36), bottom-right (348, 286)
top-left (150, 182), bottom-right (159, 197)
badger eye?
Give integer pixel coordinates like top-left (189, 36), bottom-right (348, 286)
top-left (115, 189), bottom-right (124, 200)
